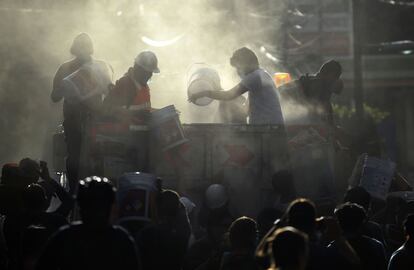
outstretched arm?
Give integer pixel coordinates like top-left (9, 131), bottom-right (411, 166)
top-left (38, 161), bottom-right (74, 218)
top-left (189, 83), bottom-right (248, 103)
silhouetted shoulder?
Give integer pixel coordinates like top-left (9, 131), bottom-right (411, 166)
top-left (389, 245), bottom-right (411, 270)
top-left (112, 225), bottom-right (135, 241)
top-left (114, 73), bottom-right (132, 87)
top-left (52, 222), bottom-right (77, 237)
top-left (361, 235), bottom-right (384, 248)
top-left (56, 58), bottom-right (79, 73)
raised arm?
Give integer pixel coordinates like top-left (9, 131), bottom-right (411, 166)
top-left (38, 161), bottom-right (74, 218)
top-left (189, 83), bottom-right (248, 103)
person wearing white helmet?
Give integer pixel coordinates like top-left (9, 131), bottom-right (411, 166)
top-left (198, 184), bottom-right (235, 229)
top-left (205, 184), bottom-right (228, 210)
top-left (103, 50), bottom-right (160, 125)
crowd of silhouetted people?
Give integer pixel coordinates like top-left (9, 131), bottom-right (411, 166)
top-left (1, 158), bottom-right (414, 270)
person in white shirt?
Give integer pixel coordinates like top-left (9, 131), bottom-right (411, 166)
top-left (189, 47), bottom-right (284, 125)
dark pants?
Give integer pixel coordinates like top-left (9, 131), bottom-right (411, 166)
top-left (63, 120), bottom-right (82, 195)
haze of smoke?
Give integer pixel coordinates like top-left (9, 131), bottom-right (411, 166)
top-left (0, 0), bottom-right (287, 166)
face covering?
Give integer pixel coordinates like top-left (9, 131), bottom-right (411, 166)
top-left (237, 69), bottom-right (246, 79)
top-left (77, 54), bottom-right (92, 64)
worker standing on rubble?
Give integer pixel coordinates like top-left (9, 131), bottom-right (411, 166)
top-left (189, 47), bottom-right (284, 125)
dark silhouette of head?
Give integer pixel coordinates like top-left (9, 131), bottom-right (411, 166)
top-left (335, 203), bottom-right (366, 234)
top-left (287, 198), bottom-right (317, 236)
top-left (70, 33), bottom-right (94, 59)
top-left (316, 60), bottom-right (343, 95)
top-left (23, 184), bottom-right (48, 214)
top-left (230, 47), bottom-right (259, 76)
top-left (77, 176), bottom-right (115, 227)
top-left (344, 187), bottom-right (371, 211)
top-left (228, 216), bottom-right (258, 252)
top-left (19, 158), bottom-right (40, 186)
top-left (318, 60), bottom-right (342, 82)
top-left (271, 226), bottom-right (309, 270)
top-left (404, 214), bottom-right (414, 240)
top-left (158, 189), bottom-right (180, 221)
top-left (1, 163), bottom-right (19, 186)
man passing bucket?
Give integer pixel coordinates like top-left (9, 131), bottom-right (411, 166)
top-left (103, 51), bottom-right (160, 125)
top-left (103, 51), bottom-right (187, 151)
top-left (188, 47), bottom-right (285, 125)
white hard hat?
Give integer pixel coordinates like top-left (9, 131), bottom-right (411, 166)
top-left (205, 184), bottom-right (228, 209)
top-left (180, 197), bottom-right (196, 214)
top-left (134, 51), bottom-right (160, 73)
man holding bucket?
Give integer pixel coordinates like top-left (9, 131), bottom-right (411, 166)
top-left (100, 51), bottom-right (160, 174)
top-left (189, 47), bottom-right (284, 125)
top-left (103, 51), bottom-right (160, 125)
top-left (51, 33), bottom-right (111, 194)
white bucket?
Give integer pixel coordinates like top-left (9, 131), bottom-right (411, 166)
top-left (187, 66), bottom-right (221, 106)
top-left (62, 60), bottom-right (113, 102)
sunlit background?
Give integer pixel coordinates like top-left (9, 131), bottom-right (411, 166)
top-left (0, 0), bottom-right (413, 181)
top-left (0, 0), bottom-right (287, 163)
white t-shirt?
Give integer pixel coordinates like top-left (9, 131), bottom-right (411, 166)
top-left (240, 68), bottom-right (284, 125)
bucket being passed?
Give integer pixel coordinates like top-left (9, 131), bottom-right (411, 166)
top-left (62, 60), bottom-right (113, 103)
top-left (188, 67), bottom-right (221, 106)
top-left (117, 172), bottom-right (159, 221)
top-left (150, 105), bottom-right (188, 151)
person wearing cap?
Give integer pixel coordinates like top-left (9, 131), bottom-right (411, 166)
top-left (51, 33), bottom-right (111, 194)
top-left (103, 51), bottom-right (160, 125)
top-left (189, 47), bottom-right (284, 125)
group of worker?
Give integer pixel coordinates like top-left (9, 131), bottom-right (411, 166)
top-left (52, 33), bottom-right (161, 193)
top-left (51, 33), bottom-right (343, 194)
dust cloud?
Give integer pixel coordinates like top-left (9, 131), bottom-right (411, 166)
top-left (0, 0), bottom-right (286, 165)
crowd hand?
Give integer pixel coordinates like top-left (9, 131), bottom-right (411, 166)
top-left (37, 161), bottom-right (59, 198)
top-left (39, 161), bottom-right (61, 189)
